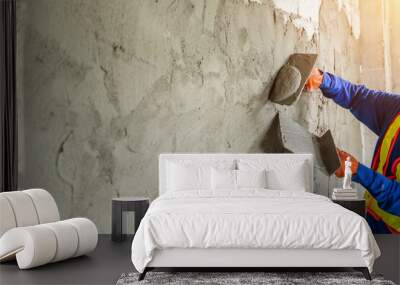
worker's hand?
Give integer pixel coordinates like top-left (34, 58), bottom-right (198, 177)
top-left (305, 68), bottom-right (323, 91)
top-left (335, 149), bottom-right (359, 178)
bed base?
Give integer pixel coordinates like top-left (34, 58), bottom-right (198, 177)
top-left (138, 267), bottom-right (371, 281)
top-left (138, 248), bottom-right (372, 281)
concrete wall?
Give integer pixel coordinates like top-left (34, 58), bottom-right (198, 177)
top-left (17, 0), bottom-right (363, 233)
top-left (388, 0), bottom-right (400, 93)
top-left (358, 0), bottom-right (383, 167)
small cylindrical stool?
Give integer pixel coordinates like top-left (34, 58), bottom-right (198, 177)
top-left (111, 197), bottom-right (149, 242)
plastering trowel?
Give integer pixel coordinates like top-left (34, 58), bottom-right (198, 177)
top-left (269, 53), bottom-right (318, 105)
top-left (264, 113), bottom-right (341, 176)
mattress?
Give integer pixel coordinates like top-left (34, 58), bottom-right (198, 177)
top-left (131, 189), bottom-right (380, 273)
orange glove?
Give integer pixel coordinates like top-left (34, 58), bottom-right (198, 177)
top-left (335, 149), bottom-right (359, 178)
top-left (305, 68), bottom-right (323, 91)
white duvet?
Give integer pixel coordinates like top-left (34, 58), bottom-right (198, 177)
top-left (131, 189), bottom-right (380, 273)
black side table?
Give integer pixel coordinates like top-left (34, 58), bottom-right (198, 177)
top-left (332, 199), bottom-right (365, 217)
top-left (112, 197), bottom-right (150, 242)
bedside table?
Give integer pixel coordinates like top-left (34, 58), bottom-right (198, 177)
top-left (111, 197), bottom-right (150, 242)
top-left (332, 199), bottom-right (365, 217)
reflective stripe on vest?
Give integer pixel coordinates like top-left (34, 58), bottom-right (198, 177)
top-left (392, 158), bottom-right (400, 181)
top-left (396, 165), bottom-right (400, 181)
top-left (376, 114), bottom-right (400, 174)
top-left (366, 113), bottom-right (400, 233)
top-left (365, 191), bottom-right (400, 232)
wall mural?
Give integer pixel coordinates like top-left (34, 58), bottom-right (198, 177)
top-left (15, 0), bottom-right (399, 235)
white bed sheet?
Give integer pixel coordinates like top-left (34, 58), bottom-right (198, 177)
top-left (131, 189), bottom-right (380, 273)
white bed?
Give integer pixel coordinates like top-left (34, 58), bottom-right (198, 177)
top-left (131, 154), bottom-right (380, 280)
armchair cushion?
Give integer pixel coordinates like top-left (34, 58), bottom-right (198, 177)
top-left (0, 196), bottom-right (16, 237)
top-left (24, 189), bottom-right (60, 223)
top-left (0, 189), bottom-right (59, 236)
top-left (0, 218), bottom-right (97, 269)
top-left (1, 191), bottom-right (40, 227)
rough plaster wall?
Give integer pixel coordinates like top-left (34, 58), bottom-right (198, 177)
top-left (359, 0), bottom-right (383, 167)
top-left (359, 0), bottom-right (400, 167)
top-left (255, 0), bottom-right (360, 40)
top-left (270, 0), bottom-right (321, 40)
top-left (17, 0), bottom-right (362, 233)
top-left (389, 0), bottom-right (400, 93)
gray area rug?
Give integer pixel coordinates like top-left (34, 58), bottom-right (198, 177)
top-left (116, 272), bottom-right (396, 285)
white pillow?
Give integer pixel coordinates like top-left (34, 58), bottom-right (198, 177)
top-left (266, 166), bottom-right (306, 191)
top-left (211, 169), bottom-right (236, 190)
top-left (211, 169), bottom-right (268, 190)
top-left (167, 162), bottom-right (211, 191)
top-left (237, 169), bottom-right (267, 188)
top-left (238, 159), bottom-right (309, 191)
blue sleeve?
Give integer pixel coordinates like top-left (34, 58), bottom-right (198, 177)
top-left (320, 72), bottom-right (400, 136)
top-left (353, 163), bottom-right (400, 216)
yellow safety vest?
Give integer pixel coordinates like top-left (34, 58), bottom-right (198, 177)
top-left (367, 114), bottom-right (400, 233)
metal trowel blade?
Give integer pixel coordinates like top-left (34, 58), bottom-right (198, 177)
top-left (270, 53), bottom-right (318, 106)
top-left (314, 130), bottom-right (341, 175)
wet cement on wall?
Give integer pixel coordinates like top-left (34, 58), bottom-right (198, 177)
top-left (17, 0), bottom-right (362, 233)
